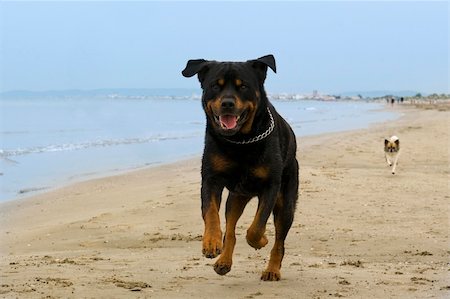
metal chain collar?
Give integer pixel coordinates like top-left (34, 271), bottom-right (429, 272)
top-left (224, 107), bottom-right (275, 145)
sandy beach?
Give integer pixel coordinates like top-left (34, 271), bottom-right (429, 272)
top-left (0, 103), bottom-right (448, 298)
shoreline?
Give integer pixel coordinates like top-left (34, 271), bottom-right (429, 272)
top-left (0, 103), bottom-right (448, 298)
top-left (2, 100), bottom-right (399, 203)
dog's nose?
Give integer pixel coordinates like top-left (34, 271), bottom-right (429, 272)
top-left (221, 97), bottom-right (235, 109)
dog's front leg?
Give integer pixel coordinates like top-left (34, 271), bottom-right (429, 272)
top-left (201, 183), bottom-right (223, 258)
top-left (391, 154), bottom-right (400, 174)
top-left (246, 186), bottom-right (279, 250)
top-left (385, 153), bottom-right (392, 166)
top-left (214, 193), bottom-right (251, 275)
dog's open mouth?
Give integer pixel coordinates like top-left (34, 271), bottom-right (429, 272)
top-left (219, 115), bottom-right (240, 130)
top-left (213, 111), bottom-right (247, 134)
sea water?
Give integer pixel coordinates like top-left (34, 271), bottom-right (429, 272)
top-left (0, 96), bottom-right (397, 201)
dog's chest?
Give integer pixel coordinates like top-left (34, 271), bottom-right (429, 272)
top-left (207, 153), bottom-right (273, 195)
top-left (225, 166), bottom-right (270, 195)
top-left (385, 151), bottom-right (399, 158)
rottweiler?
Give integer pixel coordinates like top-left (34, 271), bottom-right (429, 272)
top-left (182, 55), bottom-right (299, 281)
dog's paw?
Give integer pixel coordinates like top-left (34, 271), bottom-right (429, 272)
top-left (214, 259), bottom-right (232, 275)
top-left (202, 235), bottom-right (222, 258)
top-left (246, 232), bottom-right (268, 250)
top-left (261, 269), bottom-right (281, 281)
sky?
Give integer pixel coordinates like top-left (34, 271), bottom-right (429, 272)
top-left (0, 1), bottom-right (448, 94)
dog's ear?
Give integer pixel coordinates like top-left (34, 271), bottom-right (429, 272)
top-left (181, 59), bottom-right (210, 83)
top-left (394, 139), bottom-right (400, 147)
top-left (384, 139), bottom-right (389, 146)
top-left (254, 55), bottom-right (277, 73)
top-left (248, 54), bottom-right (276, 84)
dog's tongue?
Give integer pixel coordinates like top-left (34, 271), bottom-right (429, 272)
top-left (219, 115), bottom-right (238, 129)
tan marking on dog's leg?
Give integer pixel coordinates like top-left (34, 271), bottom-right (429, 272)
top-left (246, 192), bottom-right (278, 249)
top-left (261, 193), bottom-right (292, 281)
top-left (246, 209), bottom-right (269, 250)
top-left (262, 194), bottom-right (283, 281)
top-left (261, 239), bottom-right (284, 281)
top-left (214, 194), bottom-right (250, 275)
top-left (202, 196), bottom-right (222, 258)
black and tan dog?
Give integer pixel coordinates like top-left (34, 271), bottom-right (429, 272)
top-left (182, 55), bottom-right (299, 281)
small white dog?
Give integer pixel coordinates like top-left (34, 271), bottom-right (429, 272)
top-left (384, 136), bottom-right (400, 174)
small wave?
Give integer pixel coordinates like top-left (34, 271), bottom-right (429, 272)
top-left (0, 130), bottom-right (30, 135)
top-left (0, 128), bottom-right (101, 135)
top-left (0, 133), bottom-right (202, 157)
top-left (18, 186), bottom-right (49, 195)
top-left (188, 121), bottom-right (204, 125)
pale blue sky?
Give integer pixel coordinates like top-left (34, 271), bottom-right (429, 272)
top-left (0, 1), bottom-right (448, 94)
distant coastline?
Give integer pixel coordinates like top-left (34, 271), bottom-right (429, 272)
top-left (1, 87), bottom-right (445, 102)
top-left (0, 88), bottom-right (200, 99)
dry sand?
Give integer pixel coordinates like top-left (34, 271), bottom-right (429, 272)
top-left (0, 104), bottom-right (449, 298)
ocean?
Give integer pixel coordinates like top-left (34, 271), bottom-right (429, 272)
top-left (0, 95), bottom-right (397, 201)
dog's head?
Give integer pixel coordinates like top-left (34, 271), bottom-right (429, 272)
top-left (182, 55), bottom-right (276, 137)
top-left (384, 136), bottom-right (400, 152)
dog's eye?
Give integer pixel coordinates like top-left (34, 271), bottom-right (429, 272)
top-left (240, 84), bottom-right (248, 91)
top-left (211, 84), bottom-right (221, 91)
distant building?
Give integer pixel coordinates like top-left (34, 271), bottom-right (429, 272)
top-left (313, 90), bottom-right (318, 98)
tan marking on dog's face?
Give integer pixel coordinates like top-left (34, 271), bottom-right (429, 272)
top-left (235, 79), bottom-right (242, 87)
top-left (252, 165), bottom-right (269, 180)
top-left (233, 96), bottom-right (244, 110)
top-left (240, 101), bottom-right (257, 134)
top-left (205, 93), bottom-right (259, 135)
top-left (206, 98), bottom-right (222, 117)
top-left (218, 78), bottom-right (225, 86)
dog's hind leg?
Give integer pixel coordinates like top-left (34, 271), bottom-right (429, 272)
top-left (214, 193), bottom-right (251, 275)
top-left (261, 162), bottom-right (298, 281)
